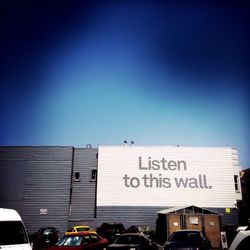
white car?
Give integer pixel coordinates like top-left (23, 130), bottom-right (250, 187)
top-left (229, 230), bottom-right (250, 250)
top-left (0, 208), bottom-right (32, 250)
top-left (236, 226), bottom-right (248, 232)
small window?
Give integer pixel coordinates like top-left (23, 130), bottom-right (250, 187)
top-left (74, 172), bottom-right (80, 182)
top-left (234, 175), bottom-right (240, 192)
top-left (90, 169), bottom-right (97, 181)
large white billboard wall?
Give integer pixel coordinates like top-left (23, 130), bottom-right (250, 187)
top-left (97, 146), bottom-right (240, 208)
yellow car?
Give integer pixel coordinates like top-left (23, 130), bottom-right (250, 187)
top-left (65, 226), bottom-right (96, 235)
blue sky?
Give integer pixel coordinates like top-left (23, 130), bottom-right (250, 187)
top-left (0, 1), bottom-right (249, 168)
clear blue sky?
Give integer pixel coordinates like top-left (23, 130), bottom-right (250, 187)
top-left (0, 1), bottom-right (249, 168)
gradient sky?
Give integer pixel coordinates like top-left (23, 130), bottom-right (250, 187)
top-left (0, 1), bottom-right (249, 168)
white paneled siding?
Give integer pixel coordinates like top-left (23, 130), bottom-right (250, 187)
top-left (97, 146), bottom-right (241, 208)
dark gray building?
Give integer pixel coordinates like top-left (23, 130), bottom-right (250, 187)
top-left (0, 146), bottom-right (97, 235)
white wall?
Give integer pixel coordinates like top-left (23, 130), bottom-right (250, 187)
top-left (97, 146), bottom-right (241, 208)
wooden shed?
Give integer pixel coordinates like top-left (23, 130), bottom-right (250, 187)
top-left (157, 205), bottom-right (222, 249)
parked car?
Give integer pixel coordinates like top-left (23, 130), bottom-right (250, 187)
top-left (33, 227), bottom-right (59, 246)
top-left (50, 231), bottom-right (108, 250)
top-left (0, 208), bottom-right (32, 250)
top-left (105, 233), bottom-right (158, 250)
top-left (65, 225), bottom-right (96, 235)
top-left (236, 225), bottom-right (250, 232)
top-left (163, 230), bottom-right (211, 250)
top-left (97, 223), bottom-right (126, 243)
top-left (126, 225), bottom-right (156, 240)
top-left (229, 229), bottom-right (250, 250)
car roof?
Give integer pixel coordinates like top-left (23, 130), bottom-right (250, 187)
top-left (73, 225), bottom-right (91, 229)
top-left (0, 208), bottom-right (22, 221)
top-left (39, 227), bottom-right (57, 230)
top-left (118, 233), bottom-right (149, 237)
top-left (64, 231), bottom-right (97, 236)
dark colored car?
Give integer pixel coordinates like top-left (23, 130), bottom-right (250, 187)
top-left (33, 227), bottom-right (59, 246)
top-left (229, 229), bottom-right (250, 250)
top-left (106, 233), bottom-right (158, 250)
top-left (49, 231), bottom-right (108, 250)
top-left (126, 225), bottom-right (156, 240)
top-left (97, 223), bottom-right (126, 243)
top-left (163, 230), bottom-right (211, 250)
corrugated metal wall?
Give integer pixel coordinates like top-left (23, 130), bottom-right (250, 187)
top-left (0, 147), bottom-right (28, 214)
top-left (68, 148), bottom-right (98, 229)
top-left (0, 146), bottom-right (73, 235)
top-left (22, 147), bottom-right (73, 234)
top-left (96, 206), bottom-right (160, 229)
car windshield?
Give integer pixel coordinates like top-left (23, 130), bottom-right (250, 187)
top-left (115, 235), bottom-right (146, 245)
top-left (0, 221), bottom-right (29, 245)
top-left (138, 226), bottom-right (152, 232)
top-left (169, 231), bottom-right (202, 242)
top-left (43, 228), bottom-right (56, 234)
top-left (56, 236), bottom-right (83, 246)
